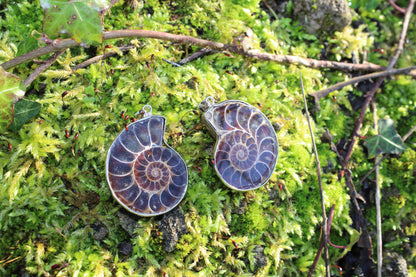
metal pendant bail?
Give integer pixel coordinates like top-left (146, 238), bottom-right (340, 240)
top-left (198, 96), bottom-right (215, 112)
top-left (135, 105), bottom-right (153, 118)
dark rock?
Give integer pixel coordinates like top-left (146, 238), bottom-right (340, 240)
top-left (118, 242), bottom-right (133, 257)
top-left (158, 208), bottom-right (188, 252)
top-left (292, 0), bottom-right (352, 35)
top-left (252, 245), bottom-right (267, 272)
top-left (383, 252), bottom-right (408, 277)
top-left (92, 221), bottom-right (109, 241)
top-left (118, 210), bottom-right (140, 237)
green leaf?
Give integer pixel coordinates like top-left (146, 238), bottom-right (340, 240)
top-left (364, 118), bottom-right (407, 158)
top-left (8, 99), bottom-right (41, 132)
top-left (40, 0), bottom-right (109, 46)
top-left (0, 67), bottom-right (25, 133)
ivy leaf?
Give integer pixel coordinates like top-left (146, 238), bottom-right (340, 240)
top-left (8, 99), bottom-right (41, 132)
top-left (0, 67), bottom-right (25, 133)
top-left (364, 118), bottom-right (407, 158)
top-left (40, 0), bottom-right (109, 46)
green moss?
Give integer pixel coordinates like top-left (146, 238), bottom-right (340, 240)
top-left (0, 0), bottom-right (415, 276)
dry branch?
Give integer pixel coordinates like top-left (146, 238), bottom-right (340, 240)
top-left (0, 30), bottom-right (392, 74)
top-left (308, 204), bottom-right (337, 277)
top-left (71, 45), bottom-right (135, 71)
top-left (23, 49), bottom-right (65, 88)
top-left (387, 0), bottom-right (406, 13)
top-left (309, 66), bottom-right (416, 101)
top-left (301, 73), bottom-right (329, 277)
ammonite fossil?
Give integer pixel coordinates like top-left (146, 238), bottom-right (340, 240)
top-left (198, 97), bottom-right (278, 191)
top-left (106, 105), bottom-right (188, 216)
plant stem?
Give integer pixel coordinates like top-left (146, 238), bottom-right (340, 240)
top-left (308, 204), bottom-right (336, 277)
top-left (387, 0), bottom-right (406, 13)
top-left (261, 0), bottom-right (279, 20)
top-left (386, 1), bottom-right (415, 72)
top-left (309, 66), bottom-right (416, 101)
top-left (72, 45), bottom-right (135, 71)
top-left (1, 30), bottom-right (391, 74)
top-left (301, 73), bottom-right (329, 277)
top-left (23, 49), bottom-right (65, 88)
top-left (176, 48), bottom-right (216, 65)
top-left (375, 153), bottom-right (382, 277)
top-left (371, 101), bottom-right (382, 277)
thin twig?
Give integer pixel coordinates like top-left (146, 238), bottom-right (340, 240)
top-left (309, 66), bottom-right (416, 101)
top-left (162, 58), bottom-right (183, 67)
top-left (72, 45), bottom-right (135, 71)
top-left (345, 169), bottom-right (373, 256)
top-left (261, 0), bottom-right (279, 20)
top-left (375, 152), bottom-right (382, 277)
top-left (177, 48), bottom-right (216, 65)
top-left (403, 123), bottom-right (416, 141)
top-left (386, 3), bottom-right (414, 71)
top-left (1, 30), bottom-right (390, 74)
top-left (23, 49), bottom-right (66, 88)
top-left (371, 101), bottom-right (382, 277)
top-left (326, 204), bottom-right (347, 249)
top-left (308, 204), bottom-right (337, 277)
top-left (342, 77), bottom-right (384, 169)
top-left (301, 73), bottom-right (329, 277)
top-left (387, 0), bottom-right (406, 13)
top-left (308, 237), bottom-right (324, 277)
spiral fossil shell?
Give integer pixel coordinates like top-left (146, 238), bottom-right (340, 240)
top-left (106, 115), bottom-right (188, 216)
top-left (201, 99), bottom-right (278, 191)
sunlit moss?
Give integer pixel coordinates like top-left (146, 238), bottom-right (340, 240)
top-left (0, 0), bottom-right (414, 276)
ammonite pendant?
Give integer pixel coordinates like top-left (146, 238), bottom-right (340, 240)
top-left (106, 105), bottom-right (188, 216)
top-left (198, 97), bottom-right (278, 191)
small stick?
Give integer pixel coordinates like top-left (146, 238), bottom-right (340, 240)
top-left (261, 0), bottom-right (279, 20)
top-left (308, 204), bottom-right (337, 277)
top-left (387, 0), bottom-right (406, 13)
top-left (177, 48), bottom-right (216, 65)
top-left (403, 123), bottom-right (416, 141)
top-left (375, 151), bottom-right (383, 277)
top-left (23, 49), bottom-right (66, 88)
top-left (371, 102), bottom-right (383, 277)
top-left (1, 30), bottom-right (390, 74)
top-left (301, 73), bottom-right (329, 277)
top-left (326, 203), bottom-right (347, 249)
top-left (386, 1), bottom-right (415, 72)
top-left (162, 58), bottom-right (183, 67)
top-left (309, 66), bottom-right (416, 101)
top-left (72, 45), bottom-right (135, 71)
